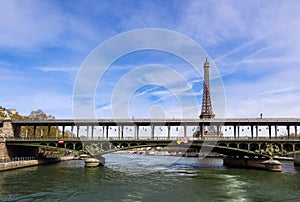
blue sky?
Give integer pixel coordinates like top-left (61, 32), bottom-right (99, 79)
top-left (1, 0), bottom-right (300, 119)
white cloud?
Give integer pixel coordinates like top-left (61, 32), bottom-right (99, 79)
top-left (2, 1), bottom-right (300, 119)
top-left (35, 66), bottom-right (79, 72)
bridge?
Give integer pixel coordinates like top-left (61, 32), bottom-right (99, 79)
top-left (1, 57), bottom-right (299, 171)
top-left (1, 118), bottom-right (300, 159)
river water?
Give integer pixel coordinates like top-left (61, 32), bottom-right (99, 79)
top-left (0, 154), bottom-right (299, 201)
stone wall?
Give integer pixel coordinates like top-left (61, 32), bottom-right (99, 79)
top-left (0, 139), bottom-right (39, 160)
top-left (0, 138), bottom-right (10, 160)
top-left (0, 158), bottom-right (60, 172)
top-left (0, 118), bottom-right (14, 138)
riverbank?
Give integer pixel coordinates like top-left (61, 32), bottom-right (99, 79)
top-left (0, 156), bottom-right (74, 172)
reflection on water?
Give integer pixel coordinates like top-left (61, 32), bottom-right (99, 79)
top-left (0, 154), bottom-right (299, 201)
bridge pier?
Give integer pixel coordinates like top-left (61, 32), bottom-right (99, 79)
top-left (0, 118), bottom-right (39, 160)
top-left (223, 157), bottom-right (281, 172)
top-left (294, 153), bottom-right (300, 166)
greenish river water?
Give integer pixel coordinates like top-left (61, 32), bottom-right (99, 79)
top-left (0, 154), bottom-right (299, 201)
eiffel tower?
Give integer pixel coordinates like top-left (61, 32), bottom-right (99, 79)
top-left (200, 56), bottom-right (215, 119)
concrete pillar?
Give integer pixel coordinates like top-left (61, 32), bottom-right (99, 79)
top-left (106, 126), bottom-right (109, 139)
top-left (86, 126), bottom-right (89, 138)
top-left (33, 125), bottom-right (36, 138)
top-left (25, 125), bottom-right (28, 139)
top-left (102, 125), bottom-right (105, 139)
top-left (151, 125), bottom-right (155, 140)
top-left (234, 126), bottom-right (237, 139)
top-left (167, 125), bottom-right (171, 139)
top-left (55, 125), bottom-right (58, 139)
top-left (91, 126), bottom-right (94, 139)
top-left (118, 125), bottom-right (124, 139)
top-left (62, 126), bottom-right (65, 139)
top-left (200, 125), bottom-right (203, 139)
top-left (295, 125), bottom-right (297, 139)
top-left (40, 126), bottom-right (44, 138)
top-left (71, 126), bottom-right (74, 137)
top-left (135, 125), bottom-right (139, 140)
top-left (117, 126), bottom-right (121, 139)
top-left (256, 125), bottom-right (259, 138)
top-left (47, 126), bottom-right (51, 138)
top-left (77, 125), bottom-right (80, 138)
top-left (237, 125), bottom-right (240, 139)
top-left (184, 125), bottom-right (187, 138)
top-left (287, 126), bottom-right (290, 139)
top-left (217, 125), bottom-right (220, 138)
top-left (251, 125), bottom-right (254, 139)
top-left (275, 125), bottom-right (278, 138)
top-left (294, 153), bottom-right (300, 166)
top-left (269, 125), bottom-right (272, 139)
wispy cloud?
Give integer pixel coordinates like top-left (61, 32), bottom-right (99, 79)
top-left (35, 66), bottom-right (79, 72)
top-left (1, 1), bottom-right (300, 119)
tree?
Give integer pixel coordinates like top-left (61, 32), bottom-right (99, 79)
top-left (28, 109), bottom-right (55, 120)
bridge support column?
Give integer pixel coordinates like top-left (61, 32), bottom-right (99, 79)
top-left (106, 126), bottom-right (109, 139)
top-left (250, 125), bottom-right (254, 139)
top-left (237, 126), bottom-right (240, 139)
top-left (25, 125), bottom-right (28, 139)
top-left (200, 125), bottom-right (203, 139)
top-left (268, 125), bottom-right (272, 139)
top-left (295, 125), bottom-right (297, 139)
top-left (47, 126), bottom-right (51, 138)
top-left (62, 126), bottom-right (65, 139)
top-left (86, 126), bottom-right (89, 138)
top-left (33, 125), bottom-right (36, 138)
top-left (91, 126), bottom-right (94, 139)
top-left (167, 125), bottom-right (171, 140)
top-left (151, 125), bottom-right (155, 140)
top-left (217, 125), bottom-right (220, 137)
top-left (233, 126), bottom-right (237, 139)
top-left (77, 125), bottom-right (80, 138)
top-left (287, 126), bottom-right (290, 139)
top-left (223, 157), bottom-right (281, 172)
top-left (40, 126), bottom-right (44, 138)
top-left (184, 125), bottom-right (187, 138)
top-left (134, 125), bottom-right (139, 140)
top-left (256, 125), bottom-right (258, 138)
top-left (71, 126), bottom-right (74, 137)
top-left (55, 125), bottom-right (58, 139)
top-left (118, 125), bottom-right (124, 139)
top-left (294, 153), bottom-right (300, 166)
top-left (1, 118), bottom-right (14, 138)
top-left (102, 125), bottom-right (105, 139)
top-left (13, 125), bottom-right (21, 138)
top-left (275, 125), bottom-right (278, 138)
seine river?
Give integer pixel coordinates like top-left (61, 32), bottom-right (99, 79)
top-left (0, 154), bottom-right (299, 201)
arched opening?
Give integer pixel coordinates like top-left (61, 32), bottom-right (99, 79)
top-left (249, 143), bottom-right (259, 152)
top-left (228, 143), bottom-right (238, 148)
top-left (239, 143), bottom-right (248, 151)
top-left (217, 142), bottom-right (227, 147)
top-left (120, 143), bottom-right (128, 148)
top-left (283, 143), bottom-right (293, 152)
top-left (130, 143), bottom-right (138, 147)
top-left (75, 143), bottom-right (83, 150)
top-left (49, 142), bottom-right (56, 147)
top-left (295, 144), bottom-right (300, 152)
top-left (66, 142), bottom-right (74, 150)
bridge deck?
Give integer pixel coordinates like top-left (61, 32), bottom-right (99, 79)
top-left (6, 118), bottom-right (300, 126)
